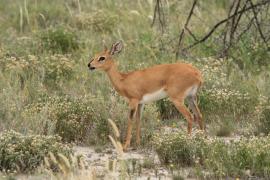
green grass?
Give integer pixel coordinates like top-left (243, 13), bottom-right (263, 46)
top-left (0, 0), bottom-right (269, 178)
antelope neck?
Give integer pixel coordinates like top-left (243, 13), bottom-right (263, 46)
top-left (105, 62), bottom-right (124, 92)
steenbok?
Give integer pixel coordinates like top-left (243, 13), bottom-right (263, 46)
top-left (88, 41), bottom-right (203, 151)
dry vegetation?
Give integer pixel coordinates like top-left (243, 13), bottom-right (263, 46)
top-left (0, 0), bottom-right (270, 179)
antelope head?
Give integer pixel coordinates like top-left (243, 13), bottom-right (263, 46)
top-left (88, 41), bottom-right (123, 71)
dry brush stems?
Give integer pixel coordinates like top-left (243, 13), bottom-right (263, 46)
top-left (152, 0), bottom-right (166, 33)
top-left (175, 0), bottom-right (270, 58)
top-left (176, 0), bottom-right (198, 58)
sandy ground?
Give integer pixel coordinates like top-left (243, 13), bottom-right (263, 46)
top-left (73, 146), bottom-right (172, 179)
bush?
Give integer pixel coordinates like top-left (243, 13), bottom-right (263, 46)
top-left (156, 99), bottom-right (180, 120)
top-left (199, 88), bottom-right (259, 122)
top-left (24, 96), bottom-right (110, 144)
top-left (214, 119), bottom-right (235, 137)
top-left (257, 106), bottom-right (270, 135)
top-left (23, 94), bottom-right (160, 146)
top-left (0, 54), bottom-right (75, 87)
top-left (39, 27), bottom-right (79, 53)
top-left (153, 130), bottom-right (270, 178)
top-left (0, 130), bottom-right (72, 173)
top-left (156, 87), bottom-right (258, 122)
top-left (0, 54), bottom-right (39, 77)
top-left (230, 38), bottom-right (270, 72)
top-left (40, 54), bottom-right (75, 85)
top-left (153, 130), bottom-right (207, 166)
top-left (75, 11), bottom-right (118, 32)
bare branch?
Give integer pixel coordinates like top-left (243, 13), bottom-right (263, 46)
top-left (152, 0), bottom-right (166, 33)
top-left (223, 0), bottom-right (238, 47)
top-left (186, 27), bottom-right (199, 41)
top-left (175, 0), bottom-right (198, 58)
top-left (182, 0), bottom-right (270, 51)
top-left (248, 0), bottom-right (268, 45)
top-left (222, 0), bottom-right (249, 57)
top-left (236, 17), bottom-right (255, 42)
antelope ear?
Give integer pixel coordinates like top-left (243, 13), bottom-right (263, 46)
top-left (110, 41), bottom-right (123, 55)
top-left (102, 40), bottom-right (108, 51)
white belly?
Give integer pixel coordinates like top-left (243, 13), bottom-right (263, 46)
top-left (140, 88), bottom-right (168, 104)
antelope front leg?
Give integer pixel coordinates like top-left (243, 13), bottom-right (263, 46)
top-left (123, 109), bottom-right (135, 151)
top-left (123, 100), bottom-right (138, 151)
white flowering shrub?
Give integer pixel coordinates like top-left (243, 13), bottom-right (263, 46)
top-left (199, 88), bottom-right (258, 119)
top-left (157, 88), bottom-right (258, 122)
top-left (23, 94), bottom-right (160, 146)
top-left (0, 54), bottom-right (75, 87)
top-left (153, 130), bottom-right (207, 166)
top-left (153, 130), bottom-right (270, 178)
top-left (24, 96), bottom-right (110, 144)
top-left (0, 54), bottom-right (39, 77)
top-left (40, 54), bottom-right (75, 85)
top-left (0, 130), bottom-right (72, 173)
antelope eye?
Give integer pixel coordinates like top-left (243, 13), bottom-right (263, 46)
top-left (98, 56), bottom-right (105, 61)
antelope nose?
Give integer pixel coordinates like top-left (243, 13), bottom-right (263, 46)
top-left (88, 63), bottom-right (96, 70)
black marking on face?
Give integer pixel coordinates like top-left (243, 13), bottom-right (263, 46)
top-left (98, 56), bottom-right (106, 61)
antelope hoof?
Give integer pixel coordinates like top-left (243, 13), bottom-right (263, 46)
top-left (136, 141), bottom-right (141, 147)
top-left (123, 144), bottom-right (129, 152)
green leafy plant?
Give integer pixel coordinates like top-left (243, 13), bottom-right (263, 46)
top-left (156, 99), bottom-right (180, 120)
top-left (257, 106), bottom-right (270, 135)
top-left (39, 27), bottom-right (79, 53)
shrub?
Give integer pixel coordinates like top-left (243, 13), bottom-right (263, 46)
top-left (0, 54), bottom-right (75, 87)
top-left (153, 130), bottom-right (270, 178)
top-left (23, 96), bottom-right (110, 144)
top-left (39, 27), bottom-right (79, 53)
top-left (153, 130), bottom-right (207, 166)
top-left (230, 38), bottom-right (270, 72)
top-left (200, 88), bottom-right (258, 118)
top-left (214, 119), bottom-right (235, 137)
top-left (156, 99), bottom-right (180, 120)
top-left (40, 54), bottom-right (75, 85)
top-left (23, 94), bottom-right (160, 146)
top-left (257, 106), bottom-right (270, 135)
top-left (0, 54), bottom-right (39, 76)
top-left (156, 87), bottom-right (258, 122)
top-left (0, 130), bottom-right (72, 173)
top-left (228, 137), bottom-right (270, 177)
top-left (75, 11), bottom-right (118, 32)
